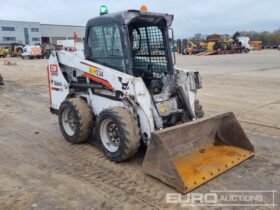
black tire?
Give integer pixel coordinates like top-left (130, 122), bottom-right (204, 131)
top-left (0, 74), bottom-right (4, 85)
top-left (58, 98), bottom-right (93, 144)
top-left (96, 107), bottom-right (141, 162)
top-left (195, 99), bottom-right (204, 118)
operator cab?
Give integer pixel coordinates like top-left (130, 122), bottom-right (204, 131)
top-left (84, 10), bottom-right (174, 94)
top-left (128, 16), bottom-right (173, 94)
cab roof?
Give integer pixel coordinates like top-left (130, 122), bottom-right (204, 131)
top-left (86, 10), bottom-right (174, 27)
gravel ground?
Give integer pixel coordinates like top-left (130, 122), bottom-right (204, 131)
top-left (0, 50), bottom-right (279, 210)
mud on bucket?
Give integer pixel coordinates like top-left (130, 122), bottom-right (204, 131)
top-left (142, 112), bottom-right (254, 193)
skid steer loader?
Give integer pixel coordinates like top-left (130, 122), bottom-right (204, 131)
top-left (47, 9), bottom-right (254, 193)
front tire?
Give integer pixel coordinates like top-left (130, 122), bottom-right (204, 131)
top-left (58, 98), bottom-right (93, 144)
top-left (96, 107), bottom-right (141, 162)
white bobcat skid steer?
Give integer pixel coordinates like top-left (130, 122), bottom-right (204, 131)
top-left (48, 10), bottom-right (254, 193)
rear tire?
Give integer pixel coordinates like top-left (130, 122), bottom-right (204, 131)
top-left (96, 107), bottom-right (141, 162)
top-left (0, 74), bottom-right (4, 85)
top-left (58, 98), bottom-right (93, 144)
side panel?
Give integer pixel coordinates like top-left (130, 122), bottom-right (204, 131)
top-left (89, 94), bottom-right (124, 115)
top-left (175, 68), bottom-right (200, 119)
top-left (57, 51), bottom-right (135, 93)
top-left (132, 78), bottom-right (156, 135)
top-left (48, 53), bottom-right (69, 110)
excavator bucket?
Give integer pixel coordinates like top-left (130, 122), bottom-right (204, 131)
top-left (143, 112), bottom-right (254, 193)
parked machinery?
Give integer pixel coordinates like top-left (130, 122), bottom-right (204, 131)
top-left (0, 47), bottom-right (5, 58)
top-left (9, 43), bottom-right (24, 57)
top-left (176, 39), bottom-right (182, 53)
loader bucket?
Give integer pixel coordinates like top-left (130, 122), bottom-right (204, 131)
top-left (142, 112), bottom-right (254, 193)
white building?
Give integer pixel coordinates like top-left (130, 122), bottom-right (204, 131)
top-left (0, 20), bottom-right (41, 45)
top-left (0, 20), bottom-right (85, 46)
top-left (40, 24), bottom-right (85, 44)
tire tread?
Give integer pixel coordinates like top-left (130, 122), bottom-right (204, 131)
top-left (98, 107), bottom-right (141, 161)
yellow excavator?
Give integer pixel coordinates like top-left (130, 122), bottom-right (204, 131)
top-left (182, 40), bottom-right (208, 55)
top-left (0, 47), bottom-right (3, 58)
top-left (0, 47), bottom-right (7, 58)
top-left (7, 43), bottom-right (24, 57)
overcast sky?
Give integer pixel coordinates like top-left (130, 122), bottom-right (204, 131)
top-left (1, 0), bottom-right (280, 38)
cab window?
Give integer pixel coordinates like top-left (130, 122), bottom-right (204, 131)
top-left (88, 24), bottom-right (125, 72)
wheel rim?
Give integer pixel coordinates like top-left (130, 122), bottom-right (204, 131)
top-left (100, 118), bottom-right (120, 153)
top-left (62, 107), bottom-right (75, 136)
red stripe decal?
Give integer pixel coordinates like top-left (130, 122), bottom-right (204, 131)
top-left (81, 61), bottom-right (100, 70)
top-left (51, 87), bottom-right (60, 91)
top-left (47, 66), bottom-right (52, 104)
top-left (83, 73), bottom-right (112, 89)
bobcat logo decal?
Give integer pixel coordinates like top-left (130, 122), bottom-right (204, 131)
top-left (118, 77), bottom-right (129, 90)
